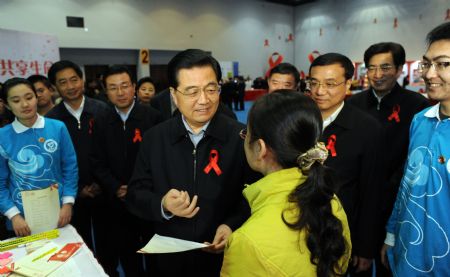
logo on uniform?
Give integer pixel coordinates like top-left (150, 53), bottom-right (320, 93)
top-left (44, 139), bottom-right (58, 153)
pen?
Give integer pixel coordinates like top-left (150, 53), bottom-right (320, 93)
top-left (31, 247), bottom-right (58, 262)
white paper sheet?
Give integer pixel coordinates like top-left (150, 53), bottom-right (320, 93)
top-left (139, 234), bottom-right (209, 254)
top-left (12, 242), bottom-right (64, 277)
top-left (21, 186), bottom-right (60, 234)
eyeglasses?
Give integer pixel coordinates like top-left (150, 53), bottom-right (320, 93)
top-left (239, 128), bottom-right (247, 140)
top-left (107, 82), bottom-right (132, 93)
top-left (418, 61), bottom-right (450, 73)
top-left (367, 64), bottom-right (395, 73)
top-left (174, 84), bottom-right (220, 98)
top-left (308, 79), bottom-right (346, 90)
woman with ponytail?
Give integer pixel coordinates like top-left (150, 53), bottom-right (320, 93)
top-left (221, 90), bottom-right (351, 276)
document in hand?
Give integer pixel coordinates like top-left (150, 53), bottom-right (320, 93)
top-left (21, 185), bottom-right (60, 234)
top-left (138, 234), bottom-right (209, 254)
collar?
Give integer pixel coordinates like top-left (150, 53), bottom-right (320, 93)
top-left (371, 89), bottom-right (385, 103)
top-left (243, 168), bottom-right (306, 213)
top-left (323, 102), bottom-right (344, 129)
top-left (63, 95), bottom-right (85, 119)
top-left (424, 103), bottom-right (449, 121)
top-left (12, 114), bottom-right (45, 133)
top-left (324, 102), bottom-right (356, 130)
top-left (169, 113), bottom-right (230, 145)
top-left (181, 115), bottom-right (210, 135)
top-left (115, 100), bottom-right (136, 122)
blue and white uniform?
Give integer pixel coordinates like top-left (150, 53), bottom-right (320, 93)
top-left (386, 104), bottom-right (450, 276)
top-left (0, 115), bottom-right (78, 226)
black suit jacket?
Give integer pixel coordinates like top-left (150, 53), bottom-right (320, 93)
top-left (126, 112), bottom-right (258, 276)
top-left (90, 102), bottom-right (162, 197)
top-left (321, 103), bottom-right (384, 259)
top-left (347, 84), bottom-right (429, 222)
top-left (46, 97), bottom-right (111, 189)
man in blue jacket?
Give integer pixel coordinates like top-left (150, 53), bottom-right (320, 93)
top-left (381, 22), bottom-right (450, 276)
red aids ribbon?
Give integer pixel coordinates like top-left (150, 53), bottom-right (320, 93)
top-left (264, 39), bottom-right (269, 47)
top-left (446, 9), bottom-right (450, 20)
top-left (133, 128), bottom-right (143, 143)
top-left (265, 52), bottom-right (284, 77)
top-left (203, 149), bottom-right (222, 176)
top-left (394, 18), bottom-right (398, 28)
top-left (388, 105), bottom-right (401, 123)
top-left (326, 135), bottom-right (337, 157)
top-left (308, 50), bottom-right (321, 63)
top-left (88, 118), bottom-right (94, 134)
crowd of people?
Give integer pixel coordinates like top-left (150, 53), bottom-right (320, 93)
top-left (0, 21), bottom-right (449, 277)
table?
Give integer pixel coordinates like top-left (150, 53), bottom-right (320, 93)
top-left (3, 225), bottom-right (107, 276)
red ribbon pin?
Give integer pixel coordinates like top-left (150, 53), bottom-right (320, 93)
top-left (326, 134), bottom-right (337, 157)
top-left (88, 118), bottom-right (94, 134)
top-left (133, 128), bottom-right (143, 143)
top-left (204, 149), bottom-right (222, 176)
top-left (388, 105), bottom-right (401, 123)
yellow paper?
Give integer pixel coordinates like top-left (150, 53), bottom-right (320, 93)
top-left (21, 186), bottom-right (60, 234)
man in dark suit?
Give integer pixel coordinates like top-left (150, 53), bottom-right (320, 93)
top-left (309, 53), bottom-right (384, 276)
top-left (90, 65), bottom-right (162, 276)
top-left (46, 60), bottom-right (113, 274)
top-left (127, 49), bottom-right (257, 276)
top-left (348, 42), bottom-right (429, 276)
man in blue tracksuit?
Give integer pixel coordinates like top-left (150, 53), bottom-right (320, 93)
top-left (382, 22), bottom-right (450, 276)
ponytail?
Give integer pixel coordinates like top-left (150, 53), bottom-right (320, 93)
top-left (283, 161), bottom-right (348, 277)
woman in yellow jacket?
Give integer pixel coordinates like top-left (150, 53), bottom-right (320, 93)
top-left (221, 91), bottom-right (351, 277)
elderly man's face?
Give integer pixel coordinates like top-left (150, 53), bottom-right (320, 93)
top-left (170, 66), bottom-right (220, 132)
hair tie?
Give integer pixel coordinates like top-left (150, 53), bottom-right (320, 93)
top-left (296, 142), bottom-right (328, 171)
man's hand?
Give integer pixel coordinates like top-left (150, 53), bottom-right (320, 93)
top-left (11, 214), bottom-right (31, 237)
top-left (58, 203), bottom-right (73, 227)
top-left (162, 189), bottom-right (199, 218)
top-left (80, 183), bottom-right (102, 198)
top-left (116, 185), bottom-right (128, 200)
top-left (380, 244), bottom-right (392, 269)
top-left (203, 224), bottom-right (232, 253)
top-left (352, 256), bottom-right (373, 273)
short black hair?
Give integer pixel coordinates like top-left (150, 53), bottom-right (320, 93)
top-left (309, 53), bottom-right (354, 80)
top-left (27, 74), bottom-right (53, 89)
top-left (1, 78), bottom-right (36, 103)
top-left (103, 65), bottom-right (135, 88)
top-left (426, 22), bottom-right (450, 46)
top-left (168, 49), bottom-right (221, 88)
top-left (268, 63), bottom-right (300, 85)
top-left (48, 60), bottom-right (83, 85)
top-left (137, 76), bottom-right (155, 91)
top-left (364, 42), bottom-right (405, 68)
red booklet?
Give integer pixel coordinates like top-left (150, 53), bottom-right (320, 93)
top-left (48, 242), bottom-right (83, 262)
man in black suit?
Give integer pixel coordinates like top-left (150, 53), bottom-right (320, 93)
top-left (309, 53), bottom-right (384, 276)
top-left (347, 42), bottom-right (429, 276)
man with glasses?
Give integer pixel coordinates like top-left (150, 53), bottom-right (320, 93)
top-left (381, 22), bottom-right (450, 276)
top-left (127, 49), bottom-right (257, 276)
top-left (348, 42), bottom-right (429, 276)
top-left (90, 65), bottom-right (162, 276)
top-left (309, 53), bottom-right (384, 276)
top-left (46, 61), bottom-right (112, 272)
